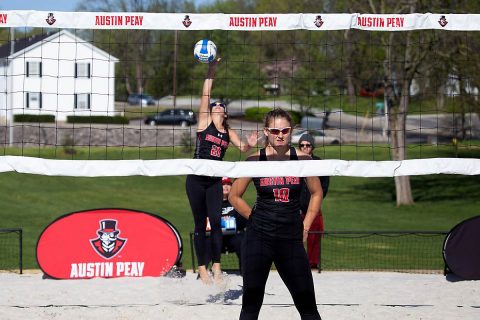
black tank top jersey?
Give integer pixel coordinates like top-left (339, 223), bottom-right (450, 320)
top-left (250, 147), bottom-right (303, 240)
top-left (194, 122), bottom-right (230, 160)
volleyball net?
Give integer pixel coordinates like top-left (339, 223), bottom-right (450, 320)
top-left (0, 12), bottom-right (479, 178)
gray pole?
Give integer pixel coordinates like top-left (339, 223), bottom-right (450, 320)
top-left (173, 30), bottom-right (178, 109)
top-left (8, 27), bottom-right (14, 146)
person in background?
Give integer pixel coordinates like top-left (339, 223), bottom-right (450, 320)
top-left (229, 108), bottom-right (323, 320)
top-left (204, 177), bottom-right (247, 275)
top-left (186, 59), bottom-right (258, 284)
top-left (298, 133), bottom-right (330, 270)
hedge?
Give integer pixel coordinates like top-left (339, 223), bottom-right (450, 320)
top-left (66, 115), bottom-right (129, 124)
top-left (14, 114), bottom-right (56, 123)
top-left (244, 107), bottom-right (302, 125)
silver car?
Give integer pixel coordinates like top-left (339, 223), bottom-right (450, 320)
top-left (291, 129), bottom-right (340, 145)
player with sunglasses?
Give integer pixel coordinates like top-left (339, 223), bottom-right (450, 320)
top-left (298, 133), bottom-right (330, 270)
top-left (186, 58), bottom-right (258, 284)
top-left (229, 108), bottom-right (323, 319)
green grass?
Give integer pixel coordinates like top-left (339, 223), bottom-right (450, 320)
top-left (320, 232), bottom-right (446, 271)
top-left (0, 144), bottom-right (479, 271)
top-left (315, 94), bottom-right (475, 117)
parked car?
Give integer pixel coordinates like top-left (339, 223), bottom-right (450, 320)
top-left (127, 93), bottom-right (155, 106)
top-left (359, 83), bottom-right (384, 97)
top-left (144, 109), bottom-right (197, 127)
top-left (301, 116), bottom-right (325, 130)
top-left (291, 129), bottom-right (340, 145)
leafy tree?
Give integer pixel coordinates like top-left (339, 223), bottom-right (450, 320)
top-left (76, 0), bottom-right (193, 99)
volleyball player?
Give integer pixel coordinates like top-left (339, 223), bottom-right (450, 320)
top-left (186, 59), bottom-right (258, 284)
top-left (229, 108), bottom-right (323, 319)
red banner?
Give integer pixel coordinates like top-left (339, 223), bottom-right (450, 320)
top-left (37, 208), bottom-right (182, 279)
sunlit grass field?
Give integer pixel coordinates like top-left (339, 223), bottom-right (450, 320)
top-left (0, 143), bottom-right (479, 270)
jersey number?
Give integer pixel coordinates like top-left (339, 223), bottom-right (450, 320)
top-left (210, 145), bottom-right (222, 157)
top-left (273, 188), bottom-right (290, 203)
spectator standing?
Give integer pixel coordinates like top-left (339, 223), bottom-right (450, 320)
top-left (298, 133), bottom-right (330, 269)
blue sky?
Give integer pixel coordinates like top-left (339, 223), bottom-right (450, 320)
top-left (1, 1), bottom-right (211, 11)
top-left (1, 0), bottom-right (79, 11)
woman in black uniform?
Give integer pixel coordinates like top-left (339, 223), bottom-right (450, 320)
top-left (229, 108), bottom-right (323, 319)
top-left (186, 59), bottom-right (257, 284)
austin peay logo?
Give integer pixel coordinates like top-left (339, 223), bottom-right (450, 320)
top-left (46, 13), bottom-right (56, 25)
top-left (438, 15), bottom-right (448, 27)
top-left (182, 15), bottom-right (192, 28)
top-left (314, 15), bottom-right (324, 28)
top-left (90, 220), bottom-right (127, 259)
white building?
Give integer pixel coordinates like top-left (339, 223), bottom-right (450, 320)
top-left (0, 30), bottom-right (119, 122)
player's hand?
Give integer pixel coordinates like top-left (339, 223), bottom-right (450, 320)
top-left (247, 131), bottom-right (259, 147)
top-left (206, 58), bottom-right (221, 78)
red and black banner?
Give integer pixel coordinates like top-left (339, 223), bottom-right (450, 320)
top-left (443, 215), bottom-right (480, 280)
top-left (37, 208), bottom-right (182, 279)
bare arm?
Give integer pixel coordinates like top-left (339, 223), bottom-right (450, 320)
top-left (228, 129), bottom-right (258, 153)
top-left (296, 148), bottom-right (323, 241)
top-left (303, 175), bottom-right (323, 241)
top-left (228, 177), bottom-right (253, 219)
top-left (197, 59), bottom-right (220, 131)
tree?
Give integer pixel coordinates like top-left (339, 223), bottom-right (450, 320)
top-left (343, 0), bottom-right (434, 206)
top-left (76, 0), bottom-right (192, 98)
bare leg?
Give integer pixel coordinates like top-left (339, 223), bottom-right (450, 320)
top-left (211, 262), bottom-right (223, 283)
top-left (198, 265), bottom-right (212, 285)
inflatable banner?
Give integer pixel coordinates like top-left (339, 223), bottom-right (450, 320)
top-left (37, 208), bottom-right (182, 279)
top-left (443, 215), bottom-right (480, 280)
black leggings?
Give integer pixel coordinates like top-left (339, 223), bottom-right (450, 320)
top-left (185, 175), bottom-right (223, 266)
top-left (240, 227), bottom-right (321, 320)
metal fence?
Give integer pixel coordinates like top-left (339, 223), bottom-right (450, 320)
top-left (316, 231), bottom-right (447, 273)
top-left (190, 231), bottom-right (447, 274)
top-left (0, 228), bottom-right (23, 274)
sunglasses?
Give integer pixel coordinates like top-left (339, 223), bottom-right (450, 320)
top-left (209, 102), bottom-right (226, 108)
top-left (266, 127), bottom-right (291, 135)
top-left (299, 143), bottom-right (312, 148)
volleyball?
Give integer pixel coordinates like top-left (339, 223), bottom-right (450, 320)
top-left (193, 39), bottom-right (217, 63)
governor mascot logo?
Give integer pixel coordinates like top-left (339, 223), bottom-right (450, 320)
top-left (90, 220), bottom-right (127, 259)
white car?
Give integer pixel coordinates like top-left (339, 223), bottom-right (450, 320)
top-left (291, 130), bottom-right (340, 145)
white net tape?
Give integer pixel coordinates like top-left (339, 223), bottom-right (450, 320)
top-left (2, 12), bottom-right (480, 31)
top-left (1, 157), bottom-right (479, 177)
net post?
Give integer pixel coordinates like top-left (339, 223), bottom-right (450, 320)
top-left (190, 232), bottom-right (196, 273)
top-left (19, 229), bottom-right (23, 274)
top-left (318, 231), bottom-right (323, 273)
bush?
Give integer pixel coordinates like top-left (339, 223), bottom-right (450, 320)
top-left (244, 107), bottom-right (302, 125)
top-left (14, 114), bottom-right (55, 123)
top-left (244, 107), bottom-right (272, 122)
top-left (61, 134), bottom-right (76, 155)
top-left (66, 115), bottom-right (129, 124)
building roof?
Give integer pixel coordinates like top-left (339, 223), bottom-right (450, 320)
top-left (0, 30), bottom-right (118, 61)
top-left (0, 32), bottom-right (51, 59)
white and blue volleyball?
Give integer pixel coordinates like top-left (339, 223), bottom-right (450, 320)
top-left (194, 39), bottom-right (217, 63)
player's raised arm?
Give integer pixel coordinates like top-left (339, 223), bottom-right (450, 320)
top-left (197, 59), bottom-right (221, 131)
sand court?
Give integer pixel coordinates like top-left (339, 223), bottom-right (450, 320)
top-left (1, 271), bottom-right (479, 319)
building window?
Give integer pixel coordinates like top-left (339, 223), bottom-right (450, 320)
top-left (26, 92), bottom-right (42, 109)
top-left (75, 62), bottom-right (91, 78)
top-left (26, 61), bottom-right (42, 77)
top-left (74, 93), bottom-right (91, 109)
